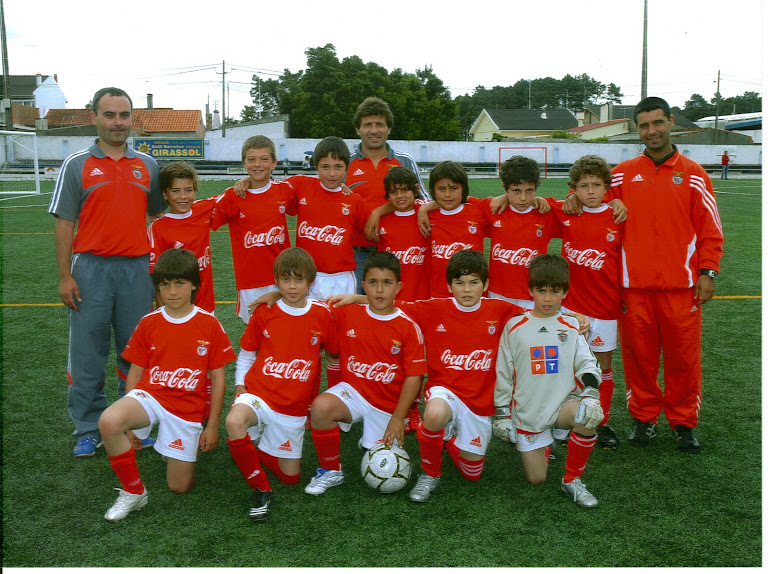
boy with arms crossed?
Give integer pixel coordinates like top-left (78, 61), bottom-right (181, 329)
top-left (98, 249), bottom-right (236, 521)
top-left (226, 247), bottom-right (339, 522)
top-left (494, 254), bottom-right (603, 507)
top-left (304, 252), bottom-right (426, 495)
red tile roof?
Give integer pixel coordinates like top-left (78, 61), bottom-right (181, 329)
top-left (44, 108), bottom-right (202, 133)
top-left (568, 119), bottom-right (628, 133)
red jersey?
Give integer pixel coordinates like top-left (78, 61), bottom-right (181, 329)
top-left (211, 180), bottom-right (296, 290)
top-left (123, 307), bottom-right (236, 422)
top-left (399, 298), bottom-right (525, 416)
top-left (240, 299), bottom-right (338, 417)
top-left (292, 175), bottom-right (370, 273)
top-left (548, 199), bottom-right (623, 319)
top-left (608, 150), bottom-right (723, 289)
top-left (148, 197), bottom-right (217, 312)
top-left (470, 197), bottom-right (557, 300)
top-left (428, 204), bottom-right (489, 298)
top-left (333, 304), bottom-right (426, 414)
top-left (377, 205), bottom-right (431, 302)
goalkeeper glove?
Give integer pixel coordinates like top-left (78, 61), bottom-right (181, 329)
top-left (574, 387), bottom-right (603, 429)
top-left (492, 406), bottom-right (517, 443)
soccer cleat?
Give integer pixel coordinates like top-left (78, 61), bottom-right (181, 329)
top-left (404, 408), bottom-right (422, 434)
top-left (408, 473), bottom-right (441, 503)
top-left (104, 487), bottom-right (148, 521)
top-left (249, 489), bottom-right (273, 522)
top-left (139, 437), bottom-right (156, 450)
top-left (627, 419), bottom-right (657, 447)
top-left (597, 425), bottom-right (619, 450)
top-left (672, 425), bottom-right (701, 454)
top-left (304, 468), bottom-right (344, 495)
top-left (73, 436), bottom-right (102, 458)
top-left (560, 478), bottom-right (598, 508)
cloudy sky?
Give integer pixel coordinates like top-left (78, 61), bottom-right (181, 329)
top-left (5, 0), bottom-right (763, 118)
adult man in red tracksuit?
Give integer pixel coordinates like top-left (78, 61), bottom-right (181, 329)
top-left (567, 96), bottom-right (723, 454)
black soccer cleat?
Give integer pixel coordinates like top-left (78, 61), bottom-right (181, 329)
top-left (249, 489), bottom-right (273, 522)
top-left (627, 419), bottom-right (657, 447)
top-left (672, 425), bottom-right (701, 454)
top-left (596, 425), bottom-right (619, 450)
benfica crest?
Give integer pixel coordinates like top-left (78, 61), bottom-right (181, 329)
top-left (468, 221), bottom-right (478, 234)
top-left (556, 329), bottom-right (568, 343)
top-left (487, 321), bottom-right (497, 335)
top-left (197, 339), bottom-right (210, 356)
top-left (133, 168), bottom-right (143, 180)
top-left (341, 203), bottom-right (351, 215)
top-left (311, 331), bottom-right (321, 346)
top-left (536, 224), bottom-right (544, 238)
top-left (606, 228), bottom-right (616, 242)
top-left (391, 339), bottom-right (402, 355)
top-left (672, 171), bottom-right (685, 185)
top-left (278, 201), bottom-right (286, 214)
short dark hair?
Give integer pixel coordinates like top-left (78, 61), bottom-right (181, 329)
top-left (273, 247), bottom-right (317, 285)
top-left (160, 162), bottom-right (198, 192)
top-left (152, 249), bottom-right (201, 303)
top-left (500, 156), bottom-right (540, 188)
top-left (568, 155), bottom-right (612, 189)
top-left (384, 166), bottom-right (419, 200)
top-left (313, 136), bottom-right (350, 169)
top-left (92, 87), bottom-right (133, 114)
top-left (446, 250), bottom-right (487, 284)
top-left (353, 97), bottom-right (394, 129)
top-left (429, 161), bottom-right (469, 203)
top-left (528, 254), bottom-right (569, 291)
top-left (363, 251), bottom-right (401, 282)
top-left (633, 96), bottom-right (671, 123)
top-left (242, 135), bottom-right (276, 163)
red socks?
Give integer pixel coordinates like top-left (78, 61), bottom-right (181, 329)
top-left (259, 451), bottom-right (300, 485)
top-left (445, 436), bottom-right (484, 481)
top-left (416, 425), bottom-right (444, 478)
top-left (108, 448), bottom-right (144, 494)
top-left (311, 426), bottom-right (341, 470)
top-left (227, 435), bottom-right (271, 491)
top-left (599, 368), bottom-right (614, 425)
top-left (563, 432), bottom-right (597, 483)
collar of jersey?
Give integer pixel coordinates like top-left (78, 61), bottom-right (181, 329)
top-left (439, 204), bottom-right (465, 216)
top-left (276, 298), bottom-right (311, 316)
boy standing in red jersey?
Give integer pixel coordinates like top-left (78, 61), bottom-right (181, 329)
top-left (303, 252), bottom-right (426, 496)
top-left (547, 155), bottom-right (624, 449)
top-left (98, 249), bottom-right (236, 521)
top-left (226, 248), bottom-right (339, 522)
top-left (211, 136), bottom-right (296, 323)
top-left (148, 162), bottom-right (217, 313)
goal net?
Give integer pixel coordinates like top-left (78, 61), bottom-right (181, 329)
top-left (0, 131), bottom-right (40, 195)
top-left (498, 146), bottom-right (548, 179)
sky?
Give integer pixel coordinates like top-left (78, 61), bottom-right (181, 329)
top-left (4, 0), bottom-right (764, 120)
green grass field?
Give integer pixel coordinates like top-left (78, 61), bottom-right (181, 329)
top-left (0, 176), bottom-right (762, 567)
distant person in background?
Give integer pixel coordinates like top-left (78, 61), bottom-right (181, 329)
top-left (720, 151), bottom-right (730, 180)
top-left (282, 159), bottom-right (290, 178)
top-left (303, 156), bottom-right (312, 173)
top-left (48, 87), bottom-right (163, 458)
top-left (346, 97), bottom-right (429, 293)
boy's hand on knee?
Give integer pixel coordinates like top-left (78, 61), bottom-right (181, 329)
top-left (574, 388), bottom-right (603, 429)
top-left (492, 406), bottom-right (517, 443)
top-left (127, 430), bottom-right (142, 450)
top-left (199, 427), bottom-right (219, 452)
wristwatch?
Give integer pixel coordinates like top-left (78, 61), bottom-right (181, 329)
top-left (699, 269), bottom-right (718, 279)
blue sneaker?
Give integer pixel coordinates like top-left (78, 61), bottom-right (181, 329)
top-left (73, 436), bottom-right (102, 458)
top-left (139, 437), bottom-right (156, 450)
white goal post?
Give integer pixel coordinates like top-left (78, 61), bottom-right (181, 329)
top-left (498, 146), bottom-right (548, 179)
top-left (0, 130), bottom-right (41, 195)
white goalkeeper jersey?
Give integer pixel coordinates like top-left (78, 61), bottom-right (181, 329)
top-left (494, 311), bottom-right (600, 433)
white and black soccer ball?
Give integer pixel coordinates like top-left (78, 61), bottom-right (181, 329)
top-left (360, 442), bottom-right (411, 493)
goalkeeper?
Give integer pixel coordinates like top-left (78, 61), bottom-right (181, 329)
top-left (493, 254), bottom-right (603, 508)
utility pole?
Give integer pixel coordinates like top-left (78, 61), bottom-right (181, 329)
top-left (217, 60), bottom-right (227, 137)
top-left (0, 0), bottom-right (11, 128)
top-left (714, 69), bottom-right (721, 145)
top-left (528, 80), bottom-right (531, 110)
top-left (641, 0), bottom-right (648, 100)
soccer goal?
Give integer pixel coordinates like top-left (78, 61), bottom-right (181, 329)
top-left (0, 130), bottom-right (40, 195)
top-left (498, 146), bottom-right (548, 179)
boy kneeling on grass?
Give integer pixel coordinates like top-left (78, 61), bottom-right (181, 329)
top-left (98, 249), bottom-right (236, 521)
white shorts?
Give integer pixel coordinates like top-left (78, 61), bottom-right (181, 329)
top-left (237, 284), bottom-right (279, 323)
top-left (324, 382), bottom-right (393, 449)
top-left (515, 426), bottom-right (571, 452)
top-left (233, 393), bottom-right (306, 459)
top-left (425, 386), bottom-right (491, 456)
top-left (310, 271), bottom-right (356, 301)
top-left (489, 292), bottom-right (533, 310)
top-left (126, 389), bottom-right (203, 462)
top-left (561, 306), bottom-right (617, 353)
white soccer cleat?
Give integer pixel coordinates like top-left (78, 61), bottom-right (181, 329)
top-left (304, 468), bottom-right (344, 495)
top-left (560, 478), bottom-right (598, 508)
top-left (408, 472), bottom-right (441, 503)
top-left (105, 487), bottom-right (148, 521)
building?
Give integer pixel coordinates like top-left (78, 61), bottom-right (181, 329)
top-left (43, 108), bottom-right (205, 138)
top-left (567, 119), bottom-right (630, 139)
top-left (0, 73), bottom-right (67, 128)
top-left (469, 108), bottom-right (578, 141)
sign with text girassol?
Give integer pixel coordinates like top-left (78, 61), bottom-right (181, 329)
top-left (133, 139), bottom-right (204, 159)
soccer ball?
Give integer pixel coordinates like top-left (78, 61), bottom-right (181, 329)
top-left (360, 442), bottom-right (411, 493)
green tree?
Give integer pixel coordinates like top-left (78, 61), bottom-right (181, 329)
top-left (682, 93), bottom-right (715, 121)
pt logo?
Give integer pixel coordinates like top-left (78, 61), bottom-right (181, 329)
top-left (530, 346), bottom-right (559, 375)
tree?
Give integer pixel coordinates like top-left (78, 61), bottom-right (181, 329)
top-left (681, 94), bottom-right (715, 121)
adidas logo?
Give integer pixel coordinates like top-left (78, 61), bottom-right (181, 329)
top-left (436, 324), bottom-right (446, 332)
top-left (263, 329), bottom-right (270, 338)
top-left (239, 212), bottom-right (246, 218)
top-left (248, 469), bottom-right (261, 479)
top-left (347, 329), bottom-right (356, 338)
top-left (353, 168), bottom-right (364, 176)
top-left (563, 220), bottom-right (571, 226)
top-left (493, 220), bottom-right (502, 228)
top-left (632, 174), bottom-right (644, 182)
top-left (173, 241), bottom-right (184, 249)
top-left (538, 326), bottom-right (548, 333)
top-left (299, 198), bottom-right (307, 205)
top-left (278, 440), bottom-right (292, 452)
top-left (168, 438), bottom-right (184, 450)
top-left (470, 436), bottom-right (482, 447)
top-left (90, 167), bottom-right (104, 176)
top-left (592, 336), bottom-right (605, 346)
top-left (691, 305), bottom-right (699, 312)
top-left (379, 227), bottom-right (386, 235)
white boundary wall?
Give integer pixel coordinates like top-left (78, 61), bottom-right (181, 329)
top-left (32, 135), bottom-right (762, 170)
